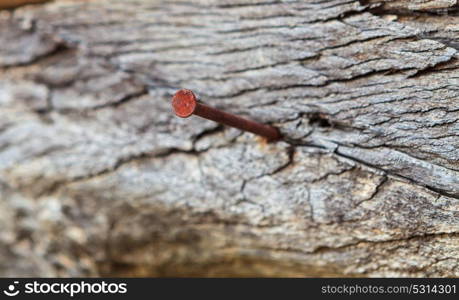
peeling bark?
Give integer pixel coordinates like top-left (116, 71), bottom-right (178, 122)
top-left (0, 0), bottom-right (458, 277)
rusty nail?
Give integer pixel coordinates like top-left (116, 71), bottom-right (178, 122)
top-left (172, 89), bottom-right (281, 142)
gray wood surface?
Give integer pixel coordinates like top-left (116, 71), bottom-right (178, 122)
top-left (0, 0), bottom-right (458, 277)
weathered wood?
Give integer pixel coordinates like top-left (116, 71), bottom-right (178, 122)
top-left (0, 0), bottom-right (48, 9)
top-left (0, 0), bottom-right (458, 277)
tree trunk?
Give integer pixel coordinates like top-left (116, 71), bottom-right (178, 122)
top-left (0, 0), bottom-right (458, 277)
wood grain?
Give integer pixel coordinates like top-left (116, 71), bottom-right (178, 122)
top-left (0, 0), bottom-right (458, 277)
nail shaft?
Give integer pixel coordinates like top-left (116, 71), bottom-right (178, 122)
top-left (172, 89), bottom-right (281, 142)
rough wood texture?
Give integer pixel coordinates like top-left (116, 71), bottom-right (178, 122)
top-left (0, 0), bottom-right (458, 277)
top-left (0, 0), bottom-right (48, 9)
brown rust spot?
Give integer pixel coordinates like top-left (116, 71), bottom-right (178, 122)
top-left (172, 89), bottom-right (197, 118)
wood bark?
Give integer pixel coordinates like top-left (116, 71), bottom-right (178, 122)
top-left (0, 0), bottom-right (458, 277)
